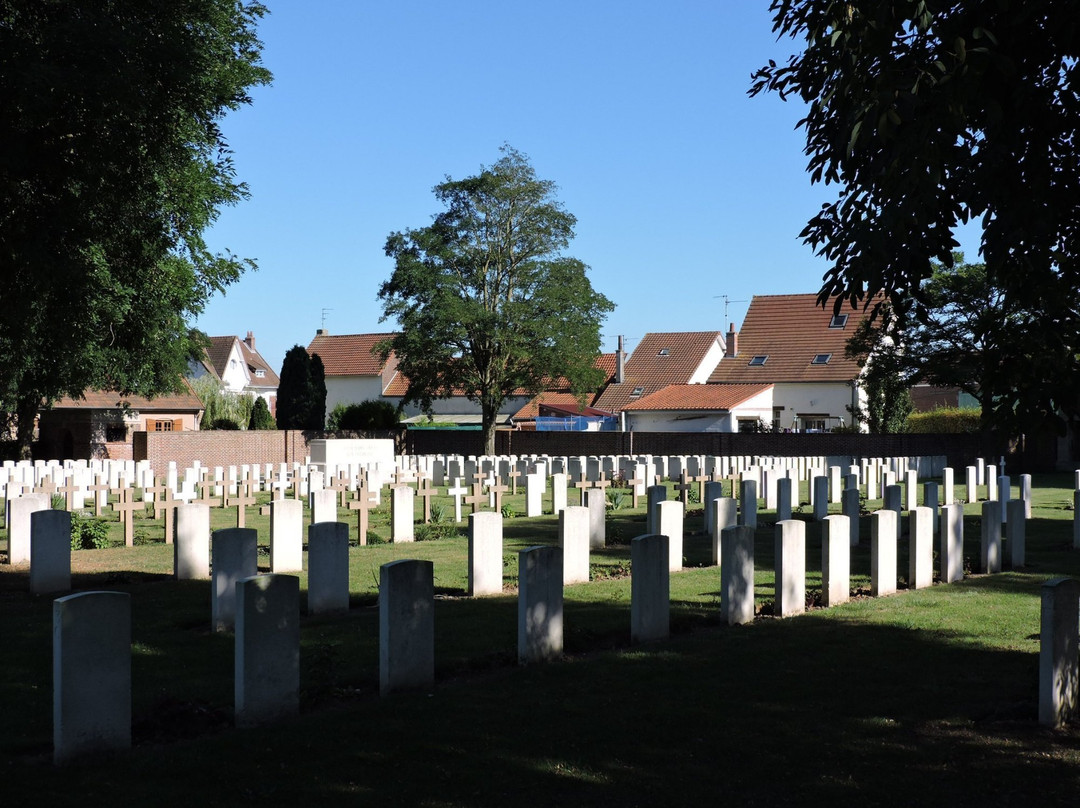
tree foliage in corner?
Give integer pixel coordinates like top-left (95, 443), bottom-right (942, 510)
top-left (0, 1), bottom-right (271, 456)
top-left (845, 305), bottom-right (913, 433)
top-left (276, 346), bottom-right (326, 431)
top-left (378, 146), bottom-right (614, 454)
top-left (751, 1), bottom-right (1080, 436)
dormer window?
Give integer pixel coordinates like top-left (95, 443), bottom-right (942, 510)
top-left (255, 369), bottom-right (266, 378)
top-left (829, 314), bottom-right (849, 329)
top-left (811, 353), bottom-right (832, 365)
top-left (630, 386), bottom-right (644, 397)
top-left (748, 355), bottom-right (768, 366)
top-left (657, 348), bottom-right (670, 356)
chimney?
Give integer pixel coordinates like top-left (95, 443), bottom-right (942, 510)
top-left (244, 331), bottom-right (255, 350)
top-left (316, 328), bottom-right (327, 336)
top-left (616, 335), bottom-right (626, 384)
top-left (725, 322), bottom-right (738, 357)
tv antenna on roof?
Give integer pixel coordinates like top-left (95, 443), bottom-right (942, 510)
top-left (713, 295), bottom-right (748, 322)
top-left (321, 308), bottom-right (333, 330)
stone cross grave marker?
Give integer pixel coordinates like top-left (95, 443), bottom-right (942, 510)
top-left (111, 485), bottom-right (145, 547)
top-left (346, 481), bottom-right (379, 545)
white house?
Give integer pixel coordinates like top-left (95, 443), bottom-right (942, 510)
top-left (622, 383), bottom-right (775, 432)
top-left (708, 294), bottom-right (868, 432)
top-left (190, 332), bottom-right (279, 409)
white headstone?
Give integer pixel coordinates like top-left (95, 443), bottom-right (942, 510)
top-left (380, 559), bottom-right (435, 696)
top-left (307, 522), bottom-right (350, 614)
top-left (235, 574), bottom-right (300, 727)
top-left (631, 534), bottom-right (670, 643)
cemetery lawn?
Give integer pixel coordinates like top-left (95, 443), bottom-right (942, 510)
top-left (3, 477), bottom-right (1080, 805)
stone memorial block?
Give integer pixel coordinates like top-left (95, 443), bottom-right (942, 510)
top-left (841, 488), bottom-right (860, 547)
top-left (551, 472), bottom-right (568, 515)
top-left (865, 467), bottom-right (878, 501)
top-left (775, 520), bottom-right (806, 617)
top-left (379, 559), bottom-right (435, 696)
top-left (763, 469), bottom-right (777, 511)
top-left (269, 499), bottom-right (303, 573)
top-left (211, 528), bottom-right (258, 632)
top-left (311, 488), bottom-right (338, 526)
top-left (812, 476), bottom-right (829, 520)
top-left (940, 502), bottom-right (964, 584)
top-left (468, 511), bottom-right (503, 596)
top-left (703, 481), bottom-right (725, 535)
top-left (584, 488), bottom-right (606, 549)
top-left (235, 574), bottom-right (300, 728)
top-left (518, 546), bottom-right (563, 664)
top-left (8, 493), bottom-right (50, 565)
top-left (525, 472), bottom-right (543, 518)
top-left (822, 515), bottom-right (850, 607)
top-left (965, 465), bottom-right (977, 503)
top-left (828, 466), bottom-right (842, 503)
top-left (883, 484), bottom-right (903, 540)
top-left (1006, 498), bottom-right (1026, 569)
top-left (391, 486), bottom-right (415, 543)
top-left (307, 522), bottom-right (350, 614)
top-left (977, 458), bottom-right (986, 486)
top-left (942, 467), bottom-right (954, 506)
top-left (904, 469), bottom-right (918, 510)
top-left (655, 499), bottom-right (684, 572)
top-left (908, 506), bottom-right (933, 590)
top-left (31, 510), bottom-right (71, 595)
top-left (631, 534), bottom-right (670, 643)
top-left (739, 479), bottom-right (758, 528)
top-left (175, 503), bottom-right (211, 579)
top-left (559, 506), bottom-right (591, 585)
top-left (980, 500), bottom-right (1002, 574)
top-left (1020, 473), bottom-right (1032, 518)
top-left (644, 484), bottom-right (666, 535)
top-left (53, 591), bottom-right (130, 763)
top-left (1039, 577), bottom-right (1080, 727)
top-left (986, 467), bottom-right (998, 504)
top-left (710, 497), bottom-right (737, 566)
top-left (997, 475), bottom-right (1010, 521)
top-left (720, 525), bottom-right (755, 625)
top-left (870, 510), bottom-right (898, 597)
top-left (923, 482), bottom-right (940, 533)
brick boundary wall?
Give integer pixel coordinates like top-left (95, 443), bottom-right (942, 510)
top-left (134, 429), bottom-right (400, 477)
top-left (134, 428), bottom-right (1047, 475)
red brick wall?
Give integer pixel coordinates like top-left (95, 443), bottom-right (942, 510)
top-left (134, 429), bottom-right (402, 476)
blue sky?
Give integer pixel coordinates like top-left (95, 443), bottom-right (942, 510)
top-left (199, 1), bottom-right (979, 372)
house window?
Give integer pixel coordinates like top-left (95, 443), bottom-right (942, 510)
top-left (154, 420), bottom-right (174, 432)
top-left (255, 369), bottom-right (266, 378)
top-left (772, 406), bottom-right (783, 431)
top-left (737, 418), bottom-right (758, 433)
top-left (657, 348), bottom-right (670, 356)
top-left (798, 415), bottom-right (827, 432)
top-left (829, 314), bottom-right (849, 329)
top-left (811, 354), bottom-right (832, 365)
top-left (105, 424), bottom-right (126, 442)
top-left (630, 386), bottom-right (644, 397)
top-left (748, 355), bottom-right (768, 366)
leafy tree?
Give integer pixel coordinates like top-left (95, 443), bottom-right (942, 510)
top-left (276, 346), bottom-right (326, 430)
top-left (751, 1), bottom-right (1080, 435)
top-left (0, 1), bottom-right (271, 457)
top-left (248, 396), bottom-right (276, 430)
top-left (276, 346), bottom-right (315, 430)
top-left (378, 146), bottom-right (614, 454)
top-left (845, 304), bottom-right (913, 433)
top-left (308, 354), bottom-right (327, 431)
top-left (190, 374), bottom-right (254, 430)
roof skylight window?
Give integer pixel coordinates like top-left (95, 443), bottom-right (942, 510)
top-left (657, 348), bottom-right (670, 356)
top-left (811, 353), bottom-right (832, 365)
top-left (748, 355), bottom-right (768, 366)
top-left (630, 386), bottom-right (645, 397)
top-left (829, 314), bottom-right (849, 329)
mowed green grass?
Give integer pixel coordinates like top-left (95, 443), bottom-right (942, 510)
top-left (2, 474), bottom-right (1080, 806)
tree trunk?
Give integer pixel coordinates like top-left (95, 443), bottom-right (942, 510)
top-left (15, 394), bottom-right (38, 460)
top-left (482, 404), bottom-right (497, 456)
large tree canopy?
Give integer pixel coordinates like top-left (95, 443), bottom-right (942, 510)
top-left (378, 146), bottom-right (614, 454)
top-left (0, 1), bottom-right (271, 456)
top-left (752, 0), bottom-right (1080, 435)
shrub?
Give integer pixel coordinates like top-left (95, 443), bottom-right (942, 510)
top-left (248, 397), bottom-right (276, 430)
top-left (327, 399), bottom-right (400, 431)
top-left (906, 407), bottom-right (981, 434)
top-left (415, 522), bottom-right (461, 541)
top-left (70, 512), bottom-right (111, 550)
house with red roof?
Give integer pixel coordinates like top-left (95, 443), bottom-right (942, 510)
top-left (592, 331), bottom-right (727, 417)
top-left (189, 331), bottom-right (279, 410)
top-left (708, 294), bottom-right (869, 431)
top-left (621, 383), bottom-right (775, 432)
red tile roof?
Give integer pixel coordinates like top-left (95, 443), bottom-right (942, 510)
top-left (52, 380), bottom-right (204, 411)
top-left (307, 332), bottom-right (397, 376)
top-left (512, 392), bottom-right (602, 420)
top-left (622, 383), bottom-right (773, 411)
top-left (239, 338), bottom-right (279, 388)
top-left (593, 332), bottom-right (724, 413)
top-left (708, 294), bottom-right (867, 384)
